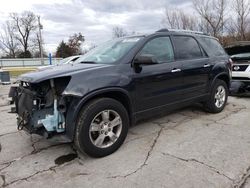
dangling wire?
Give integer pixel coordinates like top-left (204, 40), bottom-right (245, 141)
top-left (17, 118), bottom-right (24, 130)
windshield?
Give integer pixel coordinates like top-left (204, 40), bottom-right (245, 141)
top-left (75, 37), bottom-right (142, 64)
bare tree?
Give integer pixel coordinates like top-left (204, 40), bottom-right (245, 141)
top-left (164, 8), bottom-right (179, 29)
top-left (224, 18), bottom-right (238, 38)
top-left (10, 11), bottom-right (38, 57)
top-left (179, 11), bottom-right (197, 30)
top-left (233, 0), bottom-right (250, 40)
top-left (163, 8), bottom-right (199, 31)
top-left (0, 21), bottom-right (19, 58)
top-left (193, 0), bottom-right (227, 37)
top-left (112, 26), bottom-right (127, 38)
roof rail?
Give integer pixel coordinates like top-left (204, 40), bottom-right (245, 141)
top-left (156, 28), bottom-right (207, 35)
top-left (169, 29), bottom-right (206, 35)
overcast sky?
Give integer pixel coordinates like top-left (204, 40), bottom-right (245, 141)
top-left (0, 0), bottom-right (193, 53)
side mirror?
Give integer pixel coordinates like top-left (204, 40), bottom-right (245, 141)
top-left (133, 54), bottom-right (157, 66)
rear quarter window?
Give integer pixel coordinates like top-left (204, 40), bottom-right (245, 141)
top-left (198, 37), bottom-right (226, 57)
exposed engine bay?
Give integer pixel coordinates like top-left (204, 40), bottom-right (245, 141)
top-left (225, 42), bottom-right (250, 94)
top-left (9, 77), bottom-right (71, 138)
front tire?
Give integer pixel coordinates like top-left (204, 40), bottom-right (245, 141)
top-left (74, 98), bottom-right (129, 157)
top-left (204, 79), bottom-right (228, 113)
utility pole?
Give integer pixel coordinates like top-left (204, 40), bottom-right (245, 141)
top-left (37, 16), bottom-right (44, 65)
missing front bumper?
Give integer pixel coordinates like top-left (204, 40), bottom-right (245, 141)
top-left (9, 83), bottom-right (66, 136)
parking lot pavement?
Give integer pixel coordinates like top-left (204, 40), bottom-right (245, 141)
top-left (0, 85), bottom-right (250, 188)
top-left (0, 85), bottom-right (11, 107)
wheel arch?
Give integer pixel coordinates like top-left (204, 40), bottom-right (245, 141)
top-left (210, 72), bottom-right (230, 92)
top-left (216, 73), bottom-right (230, 88)
top-left (64, 87), bottom-right (134, 141)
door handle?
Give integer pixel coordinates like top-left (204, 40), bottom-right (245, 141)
top-left (171, 68), bottom-right (182, 73)
top-left (203, 64), bottom-right (211, 68)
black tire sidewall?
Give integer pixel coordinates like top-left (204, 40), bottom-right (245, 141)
top-left (75, 98), bottom-right (129, 157)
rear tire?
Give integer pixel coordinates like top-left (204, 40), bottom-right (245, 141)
top-left (204, 79), bottom-right (228, 113)
top-left (74, 98), bottom-right (129, 157)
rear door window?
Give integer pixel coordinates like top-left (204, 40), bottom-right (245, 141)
top-left (139, 37), bottom-right (174, 63)
top-left (172, 36), bottom-right (203, 60)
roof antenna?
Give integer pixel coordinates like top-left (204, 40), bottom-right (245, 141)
top-left (156, 28), bottom-right (169, 32)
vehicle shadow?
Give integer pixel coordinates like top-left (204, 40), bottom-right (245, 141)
top-left (134, 103), bottom-right (204, 126)
top-left (230, 93), bottom-right (250, 98)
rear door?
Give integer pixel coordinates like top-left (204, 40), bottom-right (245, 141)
top-left (171, 35), bottom-right (211, 99)
top-left (133, 36), bottom-right (183, 112)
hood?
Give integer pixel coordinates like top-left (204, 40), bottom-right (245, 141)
top-left (18, 63), bottom-right (112, 83)
top-left (225, 41), bottom-right (250, 55)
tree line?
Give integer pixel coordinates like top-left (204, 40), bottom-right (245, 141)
top-left (0, 11), bottom-right (85, 59)
top-left (113, 0), bottom-right (250, 46)
top-left (163, 0), bottom-right (250, 45)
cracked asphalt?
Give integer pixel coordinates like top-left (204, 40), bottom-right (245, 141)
top-left (1, 84), bottom-right (250, 188)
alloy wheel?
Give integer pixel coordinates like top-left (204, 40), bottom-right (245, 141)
top-left (214, 85), bottom-right (226, 108)
top-left (89, 110), bottom-right (122, 148)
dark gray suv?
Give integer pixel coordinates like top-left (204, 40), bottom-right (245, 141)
top-left (9, 29), bottom-right (232, 157)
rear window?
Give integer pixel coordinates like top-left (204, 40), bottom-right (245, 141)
top-left (172, 36), bottom-right (203, 60)
top-left (198, 37), bottom-right (226, 57)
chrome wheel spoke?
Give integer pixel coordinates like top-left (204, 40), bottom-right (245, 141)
top-left (108, 132), bottom-right (118, 142)
top-left (215, 100), bottom-right (220, 107)
top-left (219, 100), bottom-right (222, 106)
top-left (215, 93), bottom-right (220, 100)
top-left (110, 117), bottom-right (121, 128)
top-left (221, 99), bottom-right (225, 104)
top-left (94, 134), bottom-right (106, 147)
top-left (220, 89), bottom-right (225, 95)
top-left (90, 123), bottom-right (101, 132)
top-left (101, 110), bottom-right (110, 122)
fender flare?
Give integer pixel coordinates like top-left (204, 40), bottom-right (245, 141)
top-left (209, 72), bottom-right (230, 92)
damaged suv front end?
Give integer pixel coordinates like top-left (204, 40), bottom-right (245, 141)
top-left (8, 59), bottom-right (115, 142)
top-left (8, 37), bottom-right (142, 146)
top-left (225, 42), bottom-right (250, 94)
top-left (10, 76), bottom-right (71, 138)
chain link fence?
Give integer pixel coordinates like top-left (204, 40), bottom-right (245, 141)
top-left (0, 58), bottom-right (62, 67)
